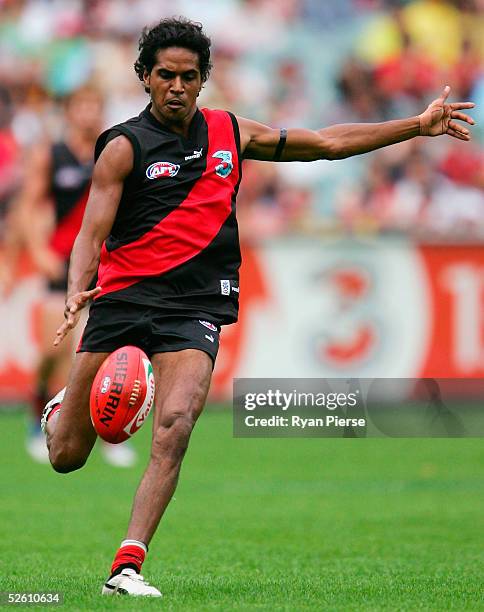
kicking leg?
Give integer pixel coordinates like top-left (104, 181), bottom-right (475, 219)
top-left (46, 351), bottom-right (108, 473)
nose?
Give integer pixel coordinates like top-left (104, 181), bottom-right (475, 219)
top-left (170, 76), bottom-right (184, 94)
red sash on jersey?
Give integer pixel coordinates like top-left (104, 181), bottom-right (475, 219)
top-left (96, 109), bottom-right (240, 297)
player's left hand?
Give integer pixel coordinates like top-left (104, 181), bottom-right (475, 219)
top-left (54, 286), bottom-right (102, 346)
top-left (419, 86), bottom-right (475, 140)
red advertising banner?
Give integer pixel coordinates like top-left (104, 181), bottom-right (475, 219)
top-left (1, 242), bottom-right (483, 404)
top-left (419, 245), bottom-right (484, 378)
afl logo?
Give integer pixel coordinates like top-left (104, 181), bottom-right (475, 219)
top-left (146, 161), bottom-right (180, 179)
top-left (101, 376), bottom-right (111, 394)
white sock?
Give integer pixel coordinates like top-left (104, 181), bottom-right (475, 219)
top-left (120, 539), bottom-right (148, 553)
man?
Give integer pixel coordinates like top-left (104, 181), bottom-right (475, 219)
top-left (41, 18), bottom-right (475, 597)
top-left (16, 86), bottom-right (136, 467)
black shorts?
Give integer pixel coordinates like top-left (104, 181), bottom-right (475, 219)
top-left (78, 299), bottom-right (221, 364)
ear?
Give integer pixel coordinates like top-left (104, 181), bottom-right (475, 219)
top-left (143, 69), bottom-right (151, 92)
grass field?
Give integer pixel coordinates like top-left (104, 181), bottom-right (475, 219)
top-left (1, 408), bottom-right (483, 611)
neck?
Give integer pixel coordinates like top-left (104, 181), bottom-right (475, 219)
top-left (149, 103), bottom-right (197, 138)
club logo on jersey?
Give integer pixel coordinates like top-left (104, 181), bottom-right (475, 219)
top-left (213, 151), bottom-right (233, 178)
top-left (199, 320), bottom-right (218, 332)
top-left (146, 161), bottom-right (180, 179)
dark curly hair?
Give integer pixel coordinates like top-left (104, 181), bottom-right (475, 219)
top-left (134, 17), bottom-right (212, 93)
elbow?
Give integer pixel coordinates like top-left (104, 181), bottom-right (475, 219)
top-left (92, 235), bottom-right (105, 253)
top-left (320, 138), bottom-right (346, 161)
top-left (328, 143), bottom-right (351, 161)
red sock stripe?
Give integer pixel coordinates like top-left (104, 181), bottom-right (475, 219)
top-left (111, 544), bottom-right (146, 575)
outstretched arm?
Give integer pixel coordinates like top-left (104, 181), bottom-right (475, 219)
top-left (54, 135), bottom-right (133, 346)
top-left (239, 86), bottom-right (475, 162)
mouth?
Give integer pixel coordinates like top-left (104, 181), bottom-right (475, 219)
top-left (166, 99), bottom-right (184, 110)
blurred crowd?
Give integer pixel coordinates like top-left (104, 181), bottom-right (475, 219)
top-left (0, 0), bottom-right (483, 263)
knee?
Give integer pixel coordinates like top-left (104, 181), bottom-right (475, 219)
top-left (151, 413), bottom-right (195, 465)
top-left (49, 443), bottom-right (87, 474)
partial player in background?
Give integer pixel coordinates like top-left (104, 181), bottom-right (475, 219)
top-left (15, 86), bottom-right (137, 467)
top-left (0, 85), bottom-right (21, 295)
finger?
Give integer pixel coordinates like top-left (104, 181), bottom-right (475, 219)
top-left (448, 127), bottom-right (470, 140)
top-left (446, 127), bottom-right (470, 141)
top-left (54, 321), bottom-right (70, 346)
top-left (56, 310), bottom-right (76, 337)
top-left (451, 111), bottom-right (475, 125)
top-left (450, 102), bottom-right (475, 110)
top-left (67, 296), bottom-right (86, 314)
top-left (76, 286), bottom-right (102, 305)
top-left (82, 286), bottom-right (102, 301)
top-left (439, 85), bottom-right (451, 102)
top-left (448, 120), bottom-right (470, 136)
top-left (53, 332), bottom-right (65, 347)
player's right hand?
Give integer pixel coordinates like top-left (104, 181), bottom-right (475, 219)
top-left (54, 286), bottom-right (102, 346)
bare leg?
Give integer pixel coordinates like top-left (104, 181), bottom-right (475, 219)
top-left (125, 349), bottom-right (212, 544)
top-left (47, 351), bottom-right (109, 472)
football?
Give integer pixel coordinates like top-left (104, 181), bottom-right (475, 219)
top-left (90, 346), bottom-right (155, 443)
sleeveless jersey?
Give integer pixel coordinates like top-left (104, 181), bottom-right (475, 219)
top-left (49, 142), bottom-right (93, 260)
top-left (93, 106), bottom-right (242, 325)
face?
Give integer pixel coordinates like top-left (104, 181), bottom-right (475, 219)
top-left (66, 91), bottom-right (104, 138)
top-left (143, 47), bottom-right (202, 126)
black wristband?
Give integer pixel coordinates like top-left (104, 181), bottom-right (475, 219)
top-left (273, 127), bottom-right (287, 161)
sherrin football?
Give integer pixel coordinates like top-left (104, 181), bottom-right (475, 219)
top-left (90, 346), bottom-right (155, 443)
